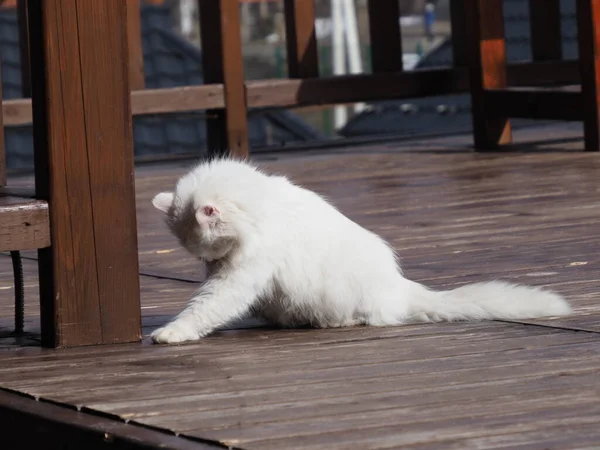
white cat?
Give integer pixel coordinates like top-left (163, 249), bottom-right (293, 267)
top-left (150, 158), bottom-right (571, 344)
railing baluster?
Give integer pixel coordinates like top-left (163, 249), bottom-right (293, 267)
top-left (198, 0), bottom-right (248, 158)
top-left (450, 0), bottom-right (467, 66)
top-left (17, 0), bottom-right (31, 97)
top-left (464, 0), bottom-right (512, 149)
top-left (577, 0), bottom-right (600, 151)
top-left (126, 0), bottom-right (146, 91)
top-left (284, 0), bottom-right (319, 79)
top-left (367, 0), bottom-right (402, 73)
top-left (529, 0), bottom-right (562, 62)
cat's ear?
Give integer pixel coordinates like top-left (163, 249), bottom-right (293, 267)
top-left (152, 192), bottom-right (174, 213)
top-left (195, 205), bottom-right (220, 224)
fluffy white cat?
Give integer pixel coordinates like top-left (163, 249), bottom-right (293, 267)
top-left (150, 158), bottom-right (571, 344)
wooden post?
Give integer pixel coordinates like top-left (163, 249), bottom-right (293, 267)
top-left (198, 0), bottom-right (248, 158)
top-left (577, 0), bottom-right (600, 152)
top-left (284, 0), bottom-right (319, 78)
top-left (529, 0), bottom-right (562, 61)
top-left (27, 0), bottom-right (142, 347)
top-left (367, 0), bottom-right (403, 73)
top-left (17, 0), bottom-right (31, 97)
top-left (126, 0), bottom-right (146, 90)
top-left (464, 0), bottom-right (512, 150)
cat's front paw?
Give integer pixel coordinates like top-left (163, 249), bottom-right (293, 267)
top-left (151, 322), bottom-right (200, 344)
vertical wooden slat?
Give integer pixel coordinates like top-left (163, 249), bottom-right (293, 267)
top-left (529, 0), bottom-right (562, 61)
top-left (198, 0), bottom-right (248, 157)
top-left (577, 0), bottom-right (600, 152)
top-left (449, 0), bottom-right (467, 66)
top-left (27, 0), bottom-right (142, 347)
top-left (367, 0), bottom-right (403, 73)
top-left (0, 57), bottom-right (6, 186)
top-left (126, 0), bottom-right (145, 90)
top-left (464, 0), bottom-right (512, 149)
top-left (284, 0), bottom-right (319, 78)
top-left (17, 0), bottom-right (31, 98)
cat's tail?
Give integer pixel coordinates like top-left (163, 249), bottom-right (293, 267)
top-left (406, 280), bottom-right (572, 323)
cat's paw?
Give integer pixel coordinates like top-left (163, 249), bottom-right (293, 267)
top-left (151, 322), bottom-right (200, 344)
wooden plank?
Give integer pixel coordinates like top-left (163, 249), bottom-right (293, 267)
top-left (449, 0), bottom-right (467, 66)
top-left (464, 0), bottom-right (512, 150)
top-left (577, 0), bottom-right (600, 152)
top-left (485, 87), bottom-right (583, 121)
top-left (0, 60), bottom-right (582, 127)
top-left (198, 0), bottom-right (248, 157)
top-left (17, 0), bottom-right (31, 98)
top-left (126, 0), bottom-right (145, 91)
top-left (284, 0), bottom-right (319, 78)
top-left (0, 196), bottom-right (50, 251)
top-left (27, 0), bottom-right (141, 347)
top-left (367, 0), bottom-right (403, 73)
top-left (529, 0), bottom-right (562, 61)
top-left (0, 390), bottom-right (219, 450)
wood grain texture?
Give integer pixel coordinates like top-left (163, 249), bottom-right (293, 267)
top-left (284, 0), bottom-right (319, 79)
top-left (0, 196), bottom-right (49, 251)
top-left (198, 0), bottom-right (248, 158)
top-left (126, 0), bottom-right (145, 91)
top-left (27, 0), bottom-right (141, 347)
top-left (529, 0), bottom-right (562, 61)
top-left (464, 0), bottom-right (512, 149)
top-left (577, 0), bottom-right (600, 151)
top-left (367, 0), bottom-right (403, 73)
top-left (1, 127), bottom-right (600, 447)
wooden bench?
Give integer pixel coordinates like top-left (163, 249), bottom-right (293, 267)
top-left (0, 160), bottom-right (50, 335)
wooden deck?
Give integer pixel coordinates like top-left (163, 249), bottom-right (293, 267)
top-left (1, 126), bottom-right (600, 449)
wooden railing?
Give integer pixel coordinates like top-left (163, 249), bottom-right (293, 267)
top-left (0, 0), bottom-right (598, 348)
top-left (1, 1), bottom-right (586, 154)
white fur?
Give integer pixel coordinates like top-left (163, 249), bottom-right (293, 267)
top-left (150, 158), bottom-right (572, 344)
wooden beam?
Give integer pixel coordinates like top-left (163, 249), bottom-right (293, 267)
top-left (246, 69), bottom-right (468, 108)
top-left (529, 0), bottom-right (562, 61)
top-left (27, 0), bottom-right (141, 347)
top-left (367, 0), bottom-right (403, 73)
top-left (198, 0), bottom-right (248, 158)
top-left (577, 0), bottom-right (600, 151)
top-left (284, 0), bottom-right (319, 78)
top-left (126, 0), bottom-right (145, 90)
top-left (464, 0), bottom-right (512, 150)
top-left (17, 0), bottom-right (31, 97)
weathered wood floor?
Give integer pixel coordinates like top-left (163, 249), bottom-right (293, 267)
top-left (1, 126), bottom-right (600, 449)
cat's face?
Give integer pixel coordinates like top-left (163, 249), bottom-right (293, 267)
top-left (152, 192), bottom-right (237, 261)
